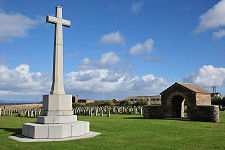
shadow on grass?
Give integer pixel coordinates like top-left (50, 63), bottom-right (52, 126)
top-left (164, 117), bottom-right (193, 122)
top-left (0, 128), bottom-right (22, 136)
top-left (123, 116), bottom-right (145, 119)
top-left (124, 116), bottom-right (195, 122)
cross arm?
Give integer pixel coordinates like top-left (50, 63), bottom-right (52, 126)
top-left (62, 19), bottom-right (71, 27)
top-left (46, 16), bottom-right (58, 24)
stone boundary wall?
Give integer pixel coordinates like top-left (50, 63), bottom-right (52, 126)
top-left (188, 105), bottom-right (219, 123)
top-left (143, 105), bottom-right (164, 119)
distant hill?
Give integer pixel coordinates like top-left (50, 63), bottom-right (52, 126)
top-left (0, 100), bottom-right (8, 103)
top-left (0, 100), bottom-right (41, 105)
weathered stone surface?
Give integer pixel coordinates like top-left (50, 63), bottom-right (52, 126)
top-left (189, 105), bottom-right (219, 122)
top-left (196, 93), bottom-right (211, 105)
top-left (143, 105), bottom-right (164, 119)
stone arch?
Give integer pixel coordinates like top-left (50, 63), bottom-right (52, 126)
top-left (166, 91), bottom-right (191, 118)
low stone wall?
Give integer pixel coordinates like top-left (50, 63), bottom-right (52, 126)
top-left (143, 105), bottom-right (219, 122)
top-left (143, 105), bottom-right (164, 119)
top-left (188, 105), bottom-right (219, 123)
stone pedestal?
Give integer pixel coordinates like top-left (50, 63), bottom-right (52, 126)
top-left (22, 94), bottom-right (90, 139)
top-left (22, 121), bottom-right (89, 139)
top-left (42, 94), bottom-right (73, 116)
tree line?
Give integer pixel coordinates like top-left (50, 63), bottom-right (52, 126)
top-left (72, 98), bottom-right (148, 108)
top-left (211, 95), bottom-right (225, 106)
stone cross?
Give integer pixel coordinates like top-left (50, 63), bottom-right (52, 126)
top-left (46, 6), bottom-right (71, 95)
top-left (22, 7), bottom-right (90, 139)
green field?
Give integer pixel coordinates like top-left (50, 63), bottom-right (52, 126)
top-left (1, 112), bottom-right (225, 150)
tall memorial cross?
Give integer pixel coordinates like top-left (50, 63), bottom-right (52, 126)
top-left (21, 6), bottom-right (90, 140)
top-left (46, 6), bottom-right (71, 95)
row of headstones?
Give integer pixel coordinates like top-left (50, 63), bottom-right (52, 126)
top-left (0, 107), bottom-right (112, 118)
top-left (17, 109), bottom-right (42, 118)
top-left (73, 106), bottom-right (143, 117)
top-left (0, 108), bottom-right (42, 118)
top-left (0, 106), bottom-right (143, 118)
top-left (0, 108), bottom-right (13, 116)
top-left (76, 109), bottom-right (111, 117)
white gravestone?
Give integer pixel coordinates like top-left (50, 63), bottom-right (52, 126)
top-left (100, 110), bottom-right (103, 117)
top-left (22, 6), bottom-right (90, 139)
top-left (107, 110), bottom-right (110, 117)
top-left (139, 107), bottom-right (142, 115)
top-left (94, 109), bottom-right (98, 116)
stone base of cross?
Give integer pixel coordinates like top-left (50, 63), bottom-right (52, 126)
top-left (21, 6), bottom-right (90, 139)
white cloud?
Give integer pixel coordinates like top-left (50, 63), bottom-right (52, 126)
top-left (213, 29), bottom-right (225, 39)
top-left (128, 39), bottom-right (154, 56)
top-left (0, 64), bottom-right (51, 97)
top-left (0, 12), bottom-right (38, 42)
top-left (69, 51), bottom-right (168, 99)
top-left (65, 69), bottom-right (168, 99)
top-left (99, 31), bottom-right (125, 45)
top-left (131, 1), bottom-right (143, 14)
top-left (0, 62), bottom-right (168, 101)
top-left (98, 52), bottom-right (120, 67)
top-left (195, 0), bottom-right (225, 33)
top-left (145, 55), bottom-right (162, 62)
top-left (78, 52), bottom-right (120, 69)
top-left (78, 58), bottom-right (91, 70)
top-left (183, 65), bottom-right (225, 87)
top-left (0, 64), bottom-right (52, 102)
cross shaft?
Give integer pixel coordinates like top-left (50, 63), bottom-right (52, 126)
top-left (46, 6), bottom-right (71, 95)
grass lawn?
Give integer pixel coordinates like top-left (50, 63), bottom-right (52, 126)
top-left (1, 112), bottom-right (225, 150)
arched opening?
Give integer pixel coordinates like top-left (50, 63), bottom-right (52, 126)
top-left (172, 95), bottom-right (185, 118)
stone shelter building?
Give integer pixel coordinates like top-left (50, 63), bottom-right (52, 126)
top-left (78, 99), bottom-right (95, 104)
top-left (72, 95), bottom-right (79, 103)
top-left (143, 82), bottom-right (219, 122)
top-left (112, 99), bottom-right (120, 103)
top-left (72, 95), bottom-right (94, 104)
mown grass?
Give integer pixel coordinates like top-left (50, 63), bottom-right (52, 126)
top-left (0, 112), bottom-right (225, 150)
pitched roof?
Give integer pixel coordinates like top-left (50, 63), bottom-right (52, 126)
top-left (176, 82), bottom-right (209, 93)
top-left (158, 82), bottom-right (209, 95)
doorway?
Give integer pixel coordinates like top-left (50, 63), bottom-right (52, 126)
top-left (172, 95), bottom-right (185, 118)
